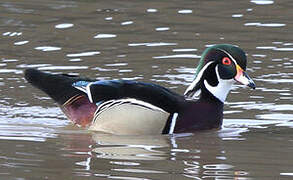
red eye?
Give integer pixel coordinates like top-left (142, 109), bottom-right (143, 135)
top-left (222, 57), bottom-right (231, 65)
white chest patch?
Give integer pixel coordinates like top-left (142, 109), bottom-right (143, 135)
top-left (204, 65), bottom-right (234, 102)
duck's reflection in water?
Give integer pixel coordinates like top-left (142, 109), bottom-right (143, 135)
top-left (59, 127), bottom-right (250, 179)
top-left (91, 133), bottom-right (170, 161)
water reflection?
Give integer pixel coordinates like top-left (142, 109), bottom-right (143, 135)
top-left (153, 54), bottom-right (200, 59)
top-left (55, 23), bottom-right (74, 29)
top-left (128, 42), bottom-right (177, 47)
top-left (94, 34), bottom-right (117, 39)
top-left (66, 51), bottom-right (100, 57)
top-left (14, 40), bottom-right (29, 46)
top-left (0, 69), bottom-right (22, 74)
top-left (62, 130), bottom-right (253, 179)
top-left (146, 8), bottom-right (157, 13)
top-left (172, 48), bottom-right (197, 52)
top-left (244, 22), bottom-right (286, 27)
top-left (121, 21), bottom-right (133, 26)
top-left (34, 46), bottom-right (62, 52)
top-left (155, 27), bottom-right (170, 31)
top-left (38, 66), bottom-right (89, 70)
top-left (91, 133), bottom-right (168, 160)
top-left (250, 0), bottom-right (274, 5)
top-left (232, 14), bottom-right (243, 18)
top-left (178, 10), bottom-right (193, 14)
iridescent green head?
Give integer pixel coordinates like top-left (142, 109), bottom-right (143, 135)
top-left (194, 44), bottom-right (247, 77)
top-left (185, 44), bottom-right (255, 102)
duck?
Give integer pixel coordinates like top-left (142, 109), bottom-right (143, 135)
top-left (24, 44), bottom-right (255, 135)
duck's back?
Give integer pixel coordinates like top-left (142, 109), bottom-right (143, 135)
top-left (24, 69), bottom-right (184, 134)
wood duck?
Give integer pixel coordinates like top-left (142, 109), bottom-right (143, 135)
top-left (24, 44), bottom-right (255, 135)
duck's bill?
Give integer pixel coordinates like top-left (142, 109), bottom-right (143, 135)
top-left (234, 65), bottom-right (256, 89)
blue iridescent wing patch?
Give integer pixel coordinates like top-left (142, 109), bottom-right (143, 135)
top-left (72, 81), bottom-right (90, 88)
top-left (92, 80), bottom-right (123, 87)
top-left (72, 81), bottom-right (91, 93)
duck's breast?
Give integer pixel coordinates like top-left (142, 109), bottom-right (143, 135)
top-left (61, 95), bottom-right (97, 126)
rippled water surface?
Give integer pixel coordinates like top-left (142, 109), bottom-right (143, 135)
top-left (1, 0), bottom-right (293, 179)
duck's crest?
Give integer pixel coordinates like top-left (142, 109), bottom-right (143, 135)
top-left (194, 44), bottom-right (242, 78)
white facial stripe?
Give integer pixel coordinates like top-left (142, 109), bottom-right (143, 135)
top-left (204, 65), bottom-right (234, 102)
top-left (215, 64), bottom-right (221, 80)
top-left (217, 48), bottom-right (238, 66)
top-left (184, 61), bottom-right (214, 95)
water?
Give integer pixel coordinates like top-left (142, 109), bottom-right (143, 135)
top-left (0, 0), bottom-right (293, 179)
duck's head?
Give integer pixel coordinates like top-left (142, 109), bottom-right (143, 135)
top-left (185, 44), bottom-right (255, 102)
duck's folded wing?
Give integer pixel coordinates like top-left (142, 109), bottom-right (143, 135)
top-left (73, 80), bottom-right (184, 113)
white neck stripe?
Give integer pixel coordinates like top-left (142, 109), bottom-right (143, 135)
top-left (184, 61), bottom-right (214, 95)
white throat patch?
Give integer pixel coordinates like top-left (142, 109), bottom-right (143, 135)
top-left (204, 65), bottom-right (234, 102)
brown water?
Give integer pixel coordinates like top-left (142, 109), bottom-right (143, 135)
top-left (0, 0), bottom-right (293, 179)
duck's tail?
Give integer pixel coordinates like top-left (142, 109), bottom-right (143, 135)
top-left (24, 68), bottom-right (92, 105)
